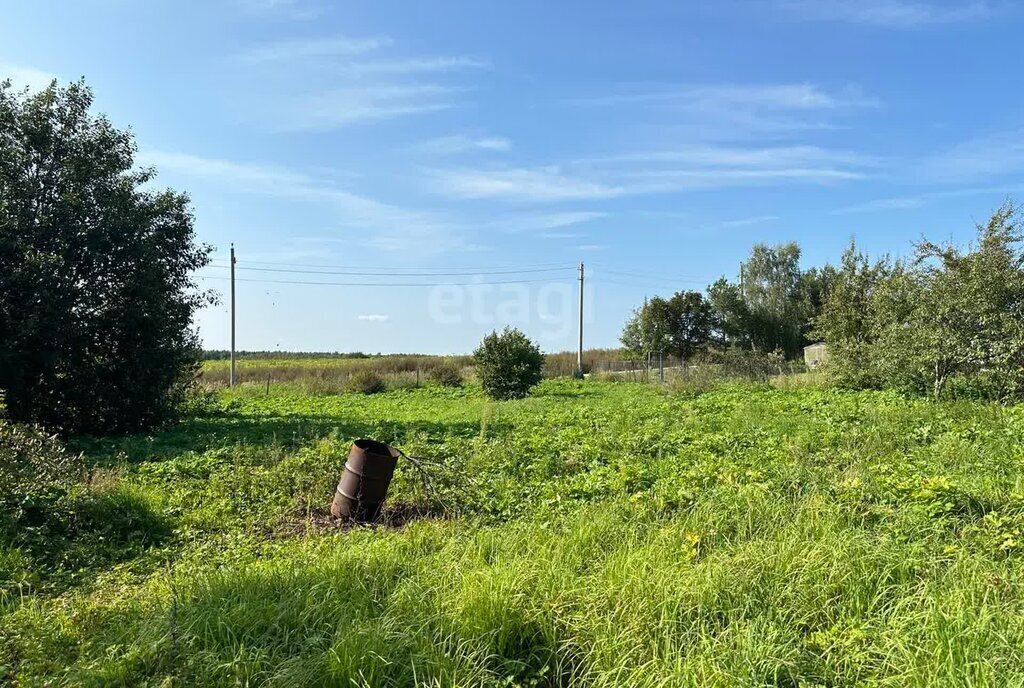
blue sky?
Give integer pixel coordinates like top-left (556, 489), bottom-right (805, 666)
top-left (4, 0), bottom-right (1023, 354)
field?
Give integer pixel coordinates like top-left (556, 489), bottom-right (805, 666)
top-left (4, 376), bottom-right (1024, 686)
top-left (197, 349), bottom-right (629, 390)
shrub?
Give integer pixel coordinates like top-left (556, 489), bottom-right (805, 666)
top-left (0, 80), bottom-right (212, 435)
top-left (473, 328), bottom-right (544, 400)
top-left (428, 362), bottom-right (464, 387)
top-left (345, 370), bottom-right (387, 395)
top-left (0, 420), bottom-right (83, 526)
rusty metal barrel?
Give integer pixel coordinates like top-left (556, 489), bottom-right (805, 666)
top-left (331, 439), bottom-right (400, 522)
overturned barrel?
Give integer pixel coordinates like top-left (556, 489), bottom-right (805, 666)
top-left (331, 439), bottom-right (400, 522)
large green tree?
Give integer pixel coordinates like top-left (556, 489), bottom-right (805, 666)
top-left (621, 291), bottom-right (714, 360)
top-left (0, 80), bottom-right (212, 434)
top-left (708, 242), bottom-right (830, 358)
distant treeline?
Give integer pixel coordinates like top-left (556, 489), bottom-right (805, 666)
top-left (203, 350), bottom-right (429, 361)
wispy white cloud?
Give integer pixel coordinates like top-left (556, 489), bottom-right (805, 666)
top-left (538, 232), bottom-right (584, 240)
top-left (565, 83), bottom-right (880, 110)
top-left (430, 167), bottom-right (626, 202)
top-left (582, 145), bottom-right (880, 169)
top-left (783, 0), bottom-right (993, 28)
top-left (336, 56), bottom-right (490, 76)
top-left (140, 150), bottom-right (467, 255)
top-left (138, 150), bottom-right (313, 188)
top-left (236, 0), bottom-right (318, 20)
top-left (0, 63), bottom-right (58, 91)
top-left (560, 82), bottom-right (879, 139)
top-left (236, 0), bottom-right (322, 20)
top-left (427, 142), bottom-right (873, 203)
top-left (236, 35), bottom-right (392, 64)
top-left (832, 185), bottom-right (1022, 214)
top-left (235, 35), bottom-right (486, 129)
top-left (285, 84), bottom-right (460, 130)
top-left (832, 195), bottom-right (929, 214)
top-left (414, 134), bottom-right (512, 155)
top-left (493, 211), bottom-right (607, 232)
top-left (356, 314), bottom-right (390, 322)
top-left (720, 215), bottom-right (782, 228)
top-left (919, 129), bottom-right (1024, 183)
top-left (621, 167), bottom-right (866, 187)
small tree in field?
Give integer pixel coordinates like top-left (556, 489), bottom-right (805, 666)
top-left (0, 80), bottom-right (212, 434)
top-left (621, 292), bottom-right (713, 361)
top-left (473, 328), bottom-right (543, 400)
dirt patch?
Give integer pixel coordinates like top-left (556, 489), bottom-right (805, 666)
top-left (275, 502), bottom-right (446, 538)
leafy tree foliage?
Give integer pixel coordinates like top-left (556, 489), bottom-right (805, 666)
top-left (812, 241), bottom-right (894, 388)
top-left (620, 291), bottom-right (713, 360)
top-left (708, 243), bottom-right (834, 358)
top-left (473, 328), bottom-right (543, 400)
top-left (817, 203), bottom-right (1024, 400)
top-left (0, 80), bottom-right (212, 433)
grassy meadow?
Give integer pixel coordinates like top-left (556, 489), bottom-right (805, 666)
top-left (4, 372), bottom-right (1024, 685)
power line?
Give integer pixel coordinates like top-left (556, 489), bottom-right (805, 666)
top-left (591, 267), bottom-right (713, 285)
top-left (218, 265), bottom-right (575, 277)
top-left (588, 277), bottom-right (675, 288)
top-left (194, 275), bottom-right (567, 287)
top-left (207, 258), bottom-right (570, 272)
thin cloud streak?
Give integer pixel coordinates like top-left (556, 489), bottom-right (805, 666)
top-left (832, 185), bottom-right (1023, 214)
top-left (558, 82), bottom-right (880, 140)
top-left (919, 129), bottom-right (1024, 183)
top-left (581, 145), bottom-right (881, 169)
top-left (139, 150), bottom-right (468, 255)
top-left (430, 168), bottom-right (626, 202)
top-left (493, 211), bottom-right (607, 232)
top-left (783, 0), bottom-right (993, 28)
top-left (721, 215), bottom-right (782, 228)
top-left (236, 0), bottom-right (322, 20)
top-left (428, 156), bottom-right (870, 203)
top-left (337, 56), bottom-right (490, 75)
top-left (415, 134), bottom-right (512, 155)
top-left (563, 83), bottom-right (880, 110)
top-left (286, 84), bottom-right (460, 130)
top-left (237, 35), bottom-right (391, 63)
top-left (235, 35), bottom-right (485, 129)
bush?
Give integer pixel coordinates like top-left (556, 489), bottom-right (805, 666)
top-left (428, 362), bottom-right (464, 387)
top-left (0, 420), bottom-right (83, 526)
top-left (0, 80), bottom-right (212, 435)
top-left (345, 370), bottom-right (387, 395)
top-left (473, 328), bottom-right (544, 400)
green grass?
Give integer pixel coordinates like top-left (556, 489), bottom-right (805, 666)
top-left (4, 379), bottom-right (1024, 686)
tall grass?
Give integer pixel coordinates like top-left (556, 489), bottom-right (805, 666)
top-left (6, 381), bottom-right (1024, 685)
top-left (199, 349), bottom-right (632, 392)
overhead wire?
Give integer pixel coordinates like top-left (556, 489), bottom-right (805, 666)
top-left (220, 265), bottom-right (575, 277)
top-left (207, 258), bottom-right (570, 272)
top-left (193, 275), bottom-right (565, 287)
top-left (588, 267), bottom-right (714, 285)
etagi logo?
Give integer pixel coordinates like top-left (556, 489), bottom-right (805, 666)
top-left (427, 278), bottom-right (590, 340)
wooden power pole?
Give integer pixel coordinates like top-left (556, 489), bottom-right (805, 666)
top-left (230, 244), bottom-right (236, 387)
top-left (577, 262), bottom-right (584, 376)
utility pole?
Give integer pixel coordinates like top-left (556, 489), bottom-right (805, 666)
top-left (577, 262), bottom-right (584, 376)
top-left (230, 244), bottom-right (236, 387)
